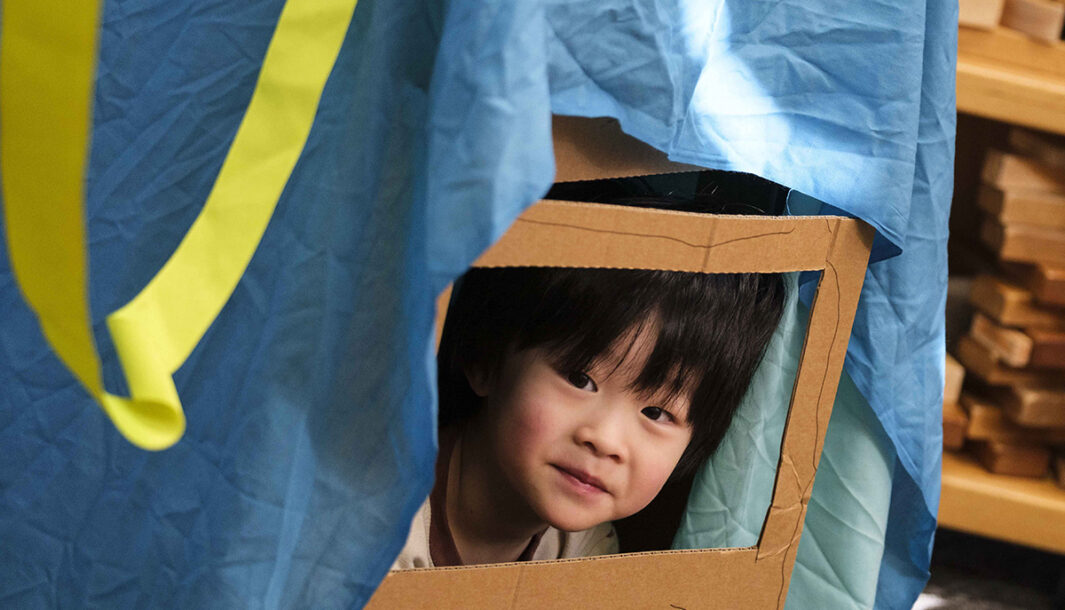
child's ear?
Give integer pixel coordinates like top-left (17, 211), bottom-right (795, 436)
top-left (464, 363), bottom-right (493, 398)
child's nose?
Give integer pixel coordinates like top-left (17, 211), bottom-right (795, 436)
top-left (574, 413), bottom-right (626, 462)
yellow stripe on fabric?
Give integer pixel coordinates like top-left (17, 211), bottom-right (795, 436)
top-left (1, 0), bottom-right (103, 395)
top-left (1, 0), bottom-right (359, 450)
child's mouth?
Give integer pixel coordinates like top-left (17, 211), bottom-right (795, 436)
top-left (553, 464), bottom-right (608, 494)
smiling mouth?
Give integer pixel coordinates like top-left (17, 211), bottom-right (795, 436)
top-left (553, 465), bottom-right (609, 494)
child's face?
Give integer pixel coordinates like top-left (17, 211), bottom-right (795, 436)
top-left (469, 326), bottom-right (693, 533)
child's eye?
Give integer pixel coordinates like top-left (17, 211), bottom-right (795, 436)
top-left (565, 371), bottom-right (598, 392)
top-left (641, 406), bottom-right (674, 423)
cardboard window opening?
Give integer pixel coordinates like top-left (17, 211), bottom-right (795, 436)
top-left (368, 117), bottom-right (874, 609)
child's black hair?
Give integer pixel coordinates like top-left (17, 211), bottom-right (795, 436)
top-left (437, 171), bottom-right (788, 477)
top-left (437, 266), bottom-right (786, 476)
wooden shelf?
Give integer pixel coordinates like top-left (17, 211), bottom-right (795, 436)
top-left (946, 26), bottom-right (1065, 557)
top-left (957, 27), bottom-right (1065, 136)
top-left (939, 451), bottom-right (1065, 555)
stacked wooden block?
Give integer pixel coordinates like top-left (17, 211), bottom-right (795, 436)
top-left (960, 0), bottom-right (1065, 43)
top-left (949, 129), bottom-right (1065, 484)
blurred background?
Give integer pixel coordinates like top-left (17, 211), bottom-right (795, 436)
top-left (919, 4), bottom-right (1065, 607)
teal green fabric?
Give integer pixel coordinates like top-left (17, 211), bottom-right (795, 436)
top-left (675, 273), bottom-right (894, 609)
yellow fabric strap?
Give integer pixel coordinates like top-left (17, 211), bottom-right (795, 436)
top-left (1, 0), bottom-right (358, 450)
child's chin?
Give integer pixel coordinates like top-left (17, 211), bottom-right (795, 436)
top-left (545, 513), bottom-right (606, 533)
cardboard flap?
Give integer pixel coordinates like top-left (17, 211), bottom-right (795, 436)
top-left (552, 115), bottom-right (704, 182)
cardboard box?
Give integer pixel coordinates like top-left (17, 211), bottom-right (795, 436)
top-left (368, 116), bottom-right (875, 609)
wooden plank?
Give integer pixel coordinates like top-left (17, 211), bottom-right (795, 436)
top-left (944, 401), bottom-right (970, 450)
top-left (1029, 327), bottom-right (1065, 367)
top-left (1001, 0), bottom-right (1065, 43)
top-left (973, 440), bottom-right (1051, 477)
top-left (970, 274), bottom-right (1065, 329)
top-left (1055, 454), bottom-right (1065, 490)
top-left (946, 353), bottom-right (966, 405)
top-left (957, 335), bottom-right (1061, 385)
top-left (957, 56), bottom-right (1065, 137)
top-left (978, 186), bottom-right (1065, 230)
top-left (1003, 384), bottom-right (1065, 427)
top-left (940, 451), bottom-right (1065, 554)
top-left (982, 149), bottom-right (1065, 193)
top-left (961, 392), bottom-right (1065, 442)
top-left (981, 218), bottom-right (1065, 265)
top-left (970, 311), bottom-right (1034, 367)
top-left (959, 27), bottom-right (1065, 79)
top-left (1031, 264), bottom-right (1065, 305)
top-left (960, 0), bottom-right (1007, 29)
top-left (1008, 128), bottom-right (1065, 167)
top-left (1002, 262), bottom-right (1065, 306)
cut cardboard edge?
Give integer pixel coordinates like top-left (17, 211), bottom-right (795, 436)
top-left (474, 200), bottom-right (853, 274)
top-left (755, 214), bottom-right (872, 572)
top-left (369, 115), bottom-right (876, 610)
top-left (379, 210), bottom-right (873, 610)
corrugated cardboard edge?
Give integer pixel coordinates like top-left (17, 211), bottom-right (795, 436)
top-left (368, 117), bottom-right (874, 609)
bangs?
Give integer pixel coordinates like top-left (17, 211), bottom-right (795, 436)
top-left (525, 273), bottom-right (725, 420)
top-left (439, 266), bottom-right (786, 473)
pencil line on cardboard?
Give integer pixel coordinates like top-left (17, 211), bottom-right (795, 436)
top-left (515, 218), bottom-right (796, 251)
top-left (815, 259), bottom-right (842, 471)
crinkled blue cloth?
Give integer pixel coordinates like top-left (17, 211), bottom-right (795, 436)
top-left (0, 1), bottom-right (953, 608)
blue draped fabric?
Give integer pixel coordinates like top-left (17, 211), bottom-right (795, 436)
top-left (0, 1), bottom-right (953, 608)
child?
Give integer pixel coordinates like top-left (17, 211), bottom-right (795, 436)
top-left (392, 259), bottom-right (787, 568)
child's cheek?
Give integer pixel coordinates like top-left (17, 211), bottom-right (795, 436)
top-left (626, 445), bottom-right (688, 515)
top-left (626, 460), bottom-right (676, 515)
top-left (497, 377), bottom-right (568, 461)
top-left (505, 395), bottom-right (555, 454)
